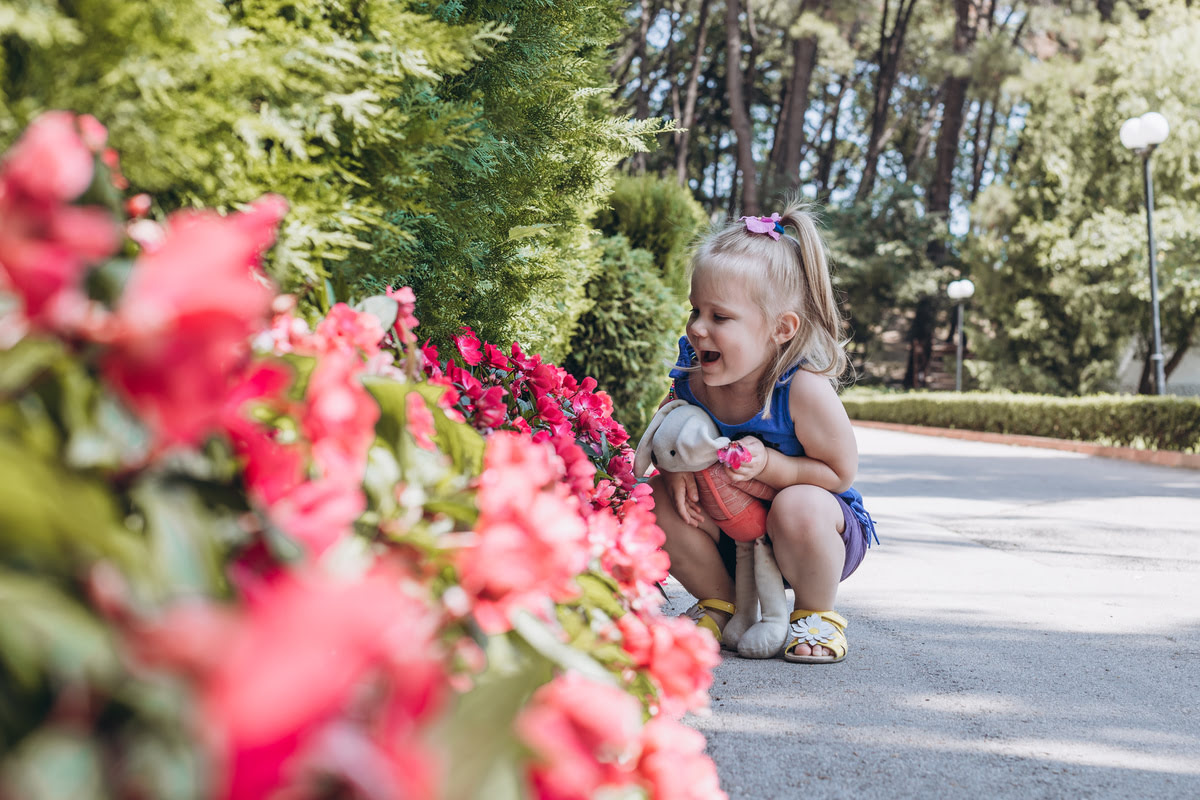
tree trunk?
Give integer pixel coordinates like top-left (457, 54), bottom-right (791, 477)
top-left (927, 0), bottom-right (977, 220)
top-left (814, 72), bottom-right (851, 200)
top-left (676, 0), bottom-right (713, 186)
top-left (779, 34), bottom-right (819, 192)
top-left (724, 0), bottom-right (759, 214)
top-left (856, 0), bottom-right (920, 202)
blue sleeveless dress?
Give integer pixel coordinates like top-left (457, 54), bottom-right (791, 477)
top-left (668, 337), bottom-right (878, 547)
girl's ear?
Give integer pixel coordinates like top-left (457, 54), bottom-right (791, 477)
top-left (773, 311), bottom-right (800, 345)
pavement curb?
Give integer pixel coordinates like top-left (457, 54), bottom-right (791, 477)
top-left (852, 419), bottom-right (1200, 470)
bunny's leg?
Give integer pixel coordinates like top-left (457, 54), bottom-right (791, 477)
top-left (735, 537), bottom-right (789, 658)
top-left (719, 539), bottom-right (758, 650)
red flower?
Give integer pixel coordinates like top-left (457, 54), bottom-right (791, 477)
top-left (515, 672), bottom-right (643, 800)
top-left (483, 342), bottom-right (510, 370)
top-left (103, 197), bottom-right (284, 447)
top-left (454, 326), bottom-right (484, 366)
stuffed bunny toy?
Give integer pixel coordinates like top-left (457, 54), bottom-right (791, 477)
top-left (634, 399), bottom-right (790, 659)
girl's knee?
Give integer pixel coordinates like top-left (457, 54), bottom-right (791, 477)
top-left (767, 485), bottom-right (843, 543)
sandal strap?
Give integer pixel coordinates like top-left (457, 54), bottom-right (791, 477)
top-left (696, 598), bottom-right (736, 616)
top-left (685, 599), bottom-right (735, 644)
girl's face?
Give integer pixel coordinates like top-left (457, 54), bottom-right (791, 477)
top-left (686, 268), bottom-right (777, 392)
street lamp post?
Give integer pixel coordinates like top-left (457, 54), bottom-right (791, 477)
top-left (947, 279), bottom-right (975, 392)
top-left (1120, 111), bottom-right (1171, 395)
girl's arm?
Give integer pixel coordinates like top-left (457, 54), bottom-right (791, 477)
top-left (729, 370), bottom-right (858, 493)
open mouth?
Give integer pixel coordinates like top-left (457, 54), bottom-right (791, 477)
top-left (700, 350), bottom-right (721, 364)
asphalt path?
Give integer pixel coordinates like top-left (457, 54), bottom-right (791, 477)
top-left (673, 425), bottom-right (1200, 800)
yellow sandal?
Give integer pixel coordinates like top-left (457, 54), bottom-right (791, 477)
top-left (784, 610), bottom-right (848, 664)
top-left (685, 598), bottom-right (736, 644)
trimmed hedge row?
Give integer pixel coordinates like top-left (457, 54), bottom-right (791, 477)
top-left (841, 391), bottom-right (1200, 453)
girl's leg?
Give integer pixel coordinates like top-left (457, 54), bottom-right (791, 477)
top-left (766, 484), bottom-right (847, 658)
top-left (649, 474), bottom-right (733, 631)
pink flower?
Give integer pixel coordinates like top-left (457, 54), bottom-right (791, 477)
top-left (0, 113), bottom-right (122, 329)
top-left (473, 384), bottom-right (509, 429)
top-left (384, 285), bottom-right (419, 345)
top-left (419, 340), bottom-right (440, 373)
top-left (406, 392), bottom-right (437, 451)
top-left (103, 197), bottom-right (284, 447)
top-left (510, 341), bottom-right (540, 372)
top-left (456, 433), bottom-right (588, 633)
top-left (600, 503), bottom-right (670, 594)
top-left (125, 193), bottom-right (152, 218)
top-left (266, 477), bottom-right (365, 556)
top-left (515, 672), bottom-right (644, 800)
top-left (483, 342), bottom-right (510, 370)
top-left (717, 441), bottom-right (751, 470)
top-left (141, 568), bottom-right (449, 800)
top-left (302, 349), bottom-right (379, 482)
top-left (2, 111), bottom-right (96, 202)
top-left (739, 213), bottom-right (782, 240)
top-left (314, 303), bottom-right (384, 357)
top-left (636, 716), bottom-right (727, 800)
top-left (616, 612), bottom-right (719, 717)
top-left (454, 326), bottom-right (484, 366)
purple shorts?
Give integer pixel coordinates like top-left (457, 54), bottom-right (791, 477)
top-left (717, 491), bottom-right (869, 582)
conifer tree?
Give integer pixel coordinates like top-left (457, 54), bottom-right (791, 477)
top-left (1, 1), bottom-right (666, 359)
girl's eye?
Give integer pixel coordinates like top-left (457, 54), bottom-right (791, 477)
top-left (688, 308), bottom-right (699, 317)
top-left (713, 315), bottom-right (729, 322)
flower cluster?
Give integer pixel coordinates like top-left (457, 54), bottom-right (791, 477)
top-left (0, 112), bottom-right (724, 800)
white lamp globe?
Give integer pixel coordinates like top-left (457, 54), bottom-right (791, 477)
top-left (947, 279), bottom-right (975, 301)
top-left (1120, 117), bottom-right (1148, 150)
top-left (1141, 112), bottom-right (1170, 145)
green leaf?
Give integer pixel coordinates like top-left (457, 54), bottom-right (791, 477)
top-left (131, 479), bottom-right (231, 596)
top-left (510, 611), bottom-right (614, 685)
top-left (0, 338), bottom-right (64, 396)
top-left (355, 294), bottom-right (399, 332)
top-left (1, 726), bottom-right (106, 800)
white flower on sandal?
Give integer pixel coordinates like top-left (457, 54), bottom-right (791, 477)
top-left (790, 614), bottom-right (835, 646)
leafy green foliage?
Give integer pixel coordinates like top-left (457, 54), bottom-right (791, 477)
top-left (969, 3), bottom-right (1200, 393)
top-left (592, 175), bottom-right (709, 295)
top-left (842, 389), bottom-right (1200, 452)
top-left (1, 1), bottom-right (666, 361)
top-left (564, 235), bottom-right (682, 438)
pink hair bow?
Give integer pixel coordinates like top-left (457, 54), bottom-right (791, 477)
top-left (740, 213), bottom-right (783, 240)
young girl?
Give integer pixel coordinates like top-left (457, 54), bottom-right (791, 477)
top-left (650, 202), bottom-right (876, 664)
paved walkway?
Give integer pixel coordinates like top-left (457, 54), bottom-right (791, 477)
top-left (674, 425), bottom-right (1200, 799)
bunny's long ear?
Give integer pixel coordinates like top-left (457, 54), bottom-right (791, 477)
top-left (634, 400), bottom-right (689, 477)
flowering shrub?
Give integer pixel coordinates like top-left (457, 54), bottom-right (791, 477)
top-left (0, 113), bottom-right (724, 799)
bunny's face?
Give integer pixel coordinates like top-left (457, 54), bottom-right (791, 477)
top-left (633, 400), bottom-right (730, 476)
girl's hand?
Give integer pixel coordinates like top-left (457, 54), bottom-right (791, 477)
top-left (724, 436), bottom-right (767, 482)
top-left (665, 470), bottom-right (703, 527)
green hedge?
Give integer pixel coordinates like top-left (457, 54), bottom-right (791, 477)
top-left (564, 235), bottom-right (683, 438)
top-left (842, 390), bottom-right (1200, 453)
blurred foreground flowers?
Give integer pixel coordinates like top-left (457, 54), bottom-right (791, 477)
top-left (0, 113), bottom-right (724, 800)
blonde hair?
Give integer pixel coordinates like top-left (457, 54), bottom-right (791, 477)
top-left (687, 200), bottom-right (848, 416)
